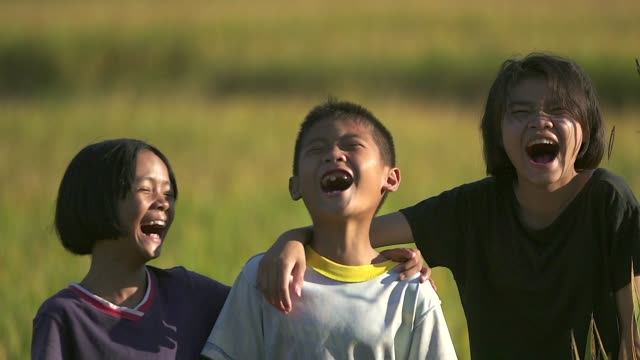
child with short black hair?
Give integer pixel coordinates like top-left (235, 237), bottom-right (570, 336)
top-left (32, 139), bottom-right (230, 359)
top-left (202, 99), bottom-right (457, 359)
top-left (260, 54), bottom-right (640, 359)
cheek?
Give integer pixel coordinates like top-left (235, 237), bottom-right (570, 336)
top-left (117, 197), bottom-right (145, 225)
top-left (560, 121), bottom-right (584, 149)
top-left (167, 206), bottom-right (176, 224)
top-left (500, 123), bottom-right (517, 151)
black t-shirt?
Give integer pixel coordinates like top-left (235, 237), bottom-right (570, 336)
top-left (401, 168), bottom-right (640, 360)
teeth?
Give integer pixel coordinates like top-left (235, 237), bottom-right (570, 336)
top-left (527, 138), bottom-right (556, 146)
top-left (143, 220), bottom-right (166, 226)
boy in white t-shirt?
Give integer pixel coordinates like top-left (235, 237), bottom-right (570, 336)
top-left (202, 99), bottom-right (457, 359)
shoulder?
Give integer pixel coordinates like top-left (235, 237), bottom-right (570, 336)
top-left (395, 275), bottom-right (443, 318)
top-left (147, 265), bottom-right (230, 296)
top-left (589, 168), bottom-right (638, 203)
top-left (437, 176), bottom-right (497, 197)
top-left (34, 288), bottom-right (81, 323)
top-left (414, 277), bottom-right (442, 311)
top-left (434, 176), bottom-right (502, 204)
top-left (402, 176), bottom-right (499, 216)
top-left (582, 169), bottom-right (639, 216)
top-left (236, 253), bottom-right (265, 287)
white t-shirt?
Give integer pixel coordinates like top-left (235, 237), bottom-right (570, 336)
top-left (202, 248), bottom-right (457, 359)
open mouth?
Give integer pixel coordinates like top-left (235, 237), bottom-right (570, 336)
top-left (320, 170), bottom-right (353, 193)
top-left (526, 138), bottom-right (559, 164)
top-left (140, 220), bottom-right (167, 239)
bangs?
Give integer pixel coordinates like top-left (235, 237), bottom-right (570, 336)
top-left (505, 67), bottom-right (590, 133)
top-left (541, 72), bottom-right (589, 125)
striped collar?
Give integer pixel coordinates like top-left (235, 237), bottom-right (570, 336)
top-left (68, 267), bottom-right (156, 321)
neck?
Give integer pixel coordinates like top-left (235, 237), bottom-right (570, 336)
top-left (310, 217), bottom-right (382, 266)
top-left (81, 242), bottom-right (148, 308)
top-left (514, 170), bottom-right (593, 229)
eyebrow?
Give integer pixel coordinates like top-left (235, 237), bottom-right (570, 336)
top-left (507, 100), bottom-right (534, 107)
top-left (309, 133), bottom-right (366, 141)
top-left (135, 176), bottom-right (171, 186)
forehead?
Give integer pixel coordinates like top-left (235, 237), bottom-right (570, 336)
top-left (508, 77), bottom-right (551, 105)
top-left (302, 117), bottom-right (374, 143)
top-left (135, 150), bottom-right (170, 180)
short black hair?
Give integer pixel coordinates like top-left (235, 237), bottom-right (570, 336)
top-left (55, 138), bottom-right (178, 255)
top-left (292, 98), bottom-right (396, 176)
top-left (480, 53), bottom-right (605, 178)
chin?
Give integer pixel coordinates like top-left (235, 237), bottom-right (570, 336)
top-left (151, 246), bottom-right (163, 258)
top-left (524, 171), bottom-right (567, 189)
top-left (140, 247), bottom-right (162, 261)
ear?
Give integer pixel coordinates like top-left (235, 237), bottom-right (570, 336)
top-left (289, 176), bottom-right (302, 201)
top-left (382, 167), bottom-right (401, 193)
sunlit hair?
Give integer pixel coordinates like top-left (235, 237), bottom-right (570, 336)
top-left (55, 138), bottom-right (178, 255)
top-left (292, 98), bottom-right (396, 176)
top-left (480, 53), bottom-right (605, 178)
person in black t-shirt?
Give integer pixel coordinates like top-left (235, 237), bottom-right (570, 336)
top-left (257, 53), bottom-right (640, 359)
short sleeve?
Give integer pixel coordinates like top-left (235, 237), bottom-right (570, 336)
top-left (400, 187), bottom-right (465, 270)
top-left (607, 181), bottom-right (640, 291)
top-left (407, 283), bottom-right (458, 359)
top-left (31, 313), bottom-right (66, 360)
top-left (201, 267), bottom-right (264, 360)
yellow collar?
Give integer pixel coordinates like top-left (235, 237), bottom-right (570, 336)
top-left (306, 246), bottom-right (398, 283)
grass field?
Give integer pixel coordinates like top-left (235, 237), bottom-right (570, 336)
top-left (1, 0), bottom-right (639, 358)
top-left (1, 95), bottom-right (639, 359)
top-left (1, 0), bottom-right (639, 103)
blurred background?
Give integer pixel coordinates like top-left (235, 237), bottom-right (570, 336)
top-left (1, 0), bottom-right (638, 358)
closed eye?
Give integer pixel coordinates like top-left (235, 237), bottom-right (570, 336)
top-left (344, 143), bottom-right (364, 149)
top-left (548, 107), bottom-right (572, 117)
top-left (510, 108), bottom-right (531, 115)
top-left (304, 146), bottom-right (324, 155)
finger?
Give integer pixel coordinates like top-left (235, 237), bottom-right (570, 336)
top-left (278, 260), bottom-right (294, 313)
top-left (386, 249), bottom-right (414, 280)
top-left (292, 262), bottom-right (306, 299)
top-left (419, 264), bottom-right (432, 283)
top-left (421, 265), bottom-right (437, 291)
top-left (380, 248), bottom-right (415, 263)
top-left (399, 259), bottom-right (421, 280)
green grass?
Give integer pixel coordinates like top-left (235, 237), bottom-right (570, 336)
top-left (0, 0), bottom-right (639, 103)
top-left (1, 94), bottom-right (639, 359)
top-left (1, 0), bottom-right (639, 358)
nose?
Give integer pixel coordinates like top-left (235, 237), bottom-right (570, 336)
top-left (152, 191), bottom-right (171, 211)
top-left (528, 111), bottom-right (554, 129)
top-left (324, 145), bottom-right (347, 163)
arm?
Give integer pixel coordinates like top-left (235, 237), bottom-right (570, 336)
top-left (257, 227), bottom-right (311, 313)
top-left (370, 211), bottom-right (415, 248)
top-left (257, 212), bottom-right (423, 313)
top-left (615, 275), bottom-right (640, 360)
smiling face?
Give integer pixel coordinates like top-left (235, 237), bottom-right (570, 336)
top-left (290, 117), bottom-right (400, 221)
top-left (116, 149), bottom-right (176, 262)
top-left (502, 77), bottom-right (584, 191)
